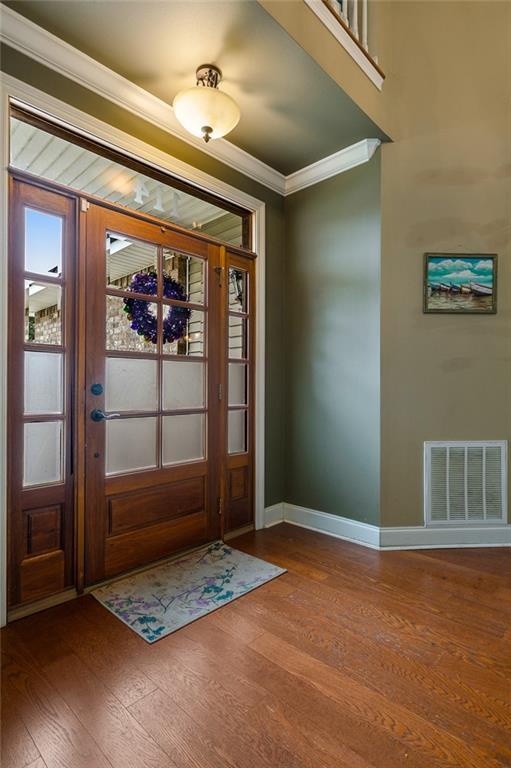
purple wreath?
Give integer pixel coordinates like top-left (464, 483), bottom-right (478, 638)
top-left (123, 271), bottom-right (191, 345)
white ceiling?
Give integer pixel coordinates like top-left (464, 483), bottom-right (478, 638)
top-left (4, 0), bottom-right (388, 175)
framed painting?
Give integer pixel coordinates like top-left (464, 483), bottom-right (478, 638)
top-left (423, 253), bottom-right (497, 314)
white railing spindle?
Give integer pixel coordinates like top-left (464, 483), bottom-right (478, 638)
top-left (352, 0), bottom-right (359, 39)
top-left (362, 0), bottom-right (368, 49)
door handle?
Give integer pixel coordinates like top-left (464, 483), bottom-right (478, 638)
top-left (90, 409), bottom-right (121, 422)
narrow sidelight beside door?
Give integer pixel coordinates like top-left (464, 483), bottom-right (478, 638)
top-left (8, 180), bottom-right (76, 606)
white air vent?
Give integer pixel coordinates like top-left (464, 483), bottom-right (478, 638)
top-left (424, 441), bottom-right (507, 525)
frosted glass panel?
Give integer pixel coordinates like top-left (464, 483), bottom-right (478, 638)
top-left (25, 207), bottom-right (62, 277)
top-left (163, 308), bottom-right (205, 356)
top-left (228, 410), bottom-right (247, 454)
top-left (163, 360), bottom-right (205, 409)
top-left (228, 267), bottom-right (247, 313)
top-left (106, 295), bottom-right (157, 353)
top-left (106, 233), bottom-right (157, 290)
top-left (163, 250), bottom-right (205, 305)
top-left (106, 417), bottom-right (157, 475)
top-left (162, 414), bottom-right (205, 465)
top-left (228, 363), bottom-right (247, 406)
top-left (23, 421), bottom-right (63, 486)
top-left (25, 281), bottom-right (62, 345)
top-left (106, 357), bottom-right (157, 412)
top-left (24, 351), bottom-right (63, 414)
top-left (228, 315), bottom-right (247, 359)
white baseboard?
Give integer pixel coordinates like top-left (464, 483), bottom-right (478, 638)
top-left (263, 502), bottom-right (285, 528)
top-left (379, 524), bottom-right (511, 550)
top-left (263, 503), bottom-right (511, 550)
top-left (283, 503), bottom-right (381, 549)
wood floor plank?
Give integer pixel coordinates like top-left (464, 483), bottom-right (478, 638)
top-left (0, 686), bottom-right (41, 768)
top-left (196, 594), bottom-right (511, 760)
top-left (2, 524), bottom-right (510, 768)
top-left (10, 622), bottom-right (176, 768)
top-left (129, 688), bottom-right (239, 768)
top-left (1, 630), bottom-right (112, 768)
top-left (250, 630), bottom-right (505, 768)
top-left (47, 598), bottom-right (158, 707)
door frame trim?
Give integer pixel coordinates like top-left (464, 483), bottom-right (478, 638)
top-left (0, 72), bottom-right (267, 626)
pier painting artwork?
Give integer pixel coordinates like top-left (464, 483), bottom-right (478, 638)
top-left (424, 253), bottom-right (497, 314)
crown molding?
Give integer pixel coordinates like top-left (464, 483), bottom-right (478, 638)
top-left (0, 5), bottom-right (286, 194)
top-left (284, 138), bottom-right (380, 195)
top-left (0, 5), bottom-right (381, 196)
top-left (303, 0), bottom-right (384, 90)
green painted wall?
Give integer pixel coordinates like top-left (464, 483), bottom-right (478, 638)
top-left (1, 45), bottom-right (286, 506)
top-left (284, 158), bottom-right (381, 525)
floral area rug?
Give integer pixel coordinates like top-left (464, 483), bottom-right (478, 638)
top-left (92, 541), bottom-right (286, 643)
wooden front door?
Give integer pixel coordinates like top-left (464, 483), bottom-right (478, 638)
top-left (8, 176), bottom-right (256, 609)
top-left (83, 204), bottom-right (226, 585)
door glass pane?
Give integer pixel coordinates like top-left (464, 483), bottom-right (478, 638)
top-left (106, 233), bottom-right (157, 291)
top-left (106, 417), bottom-right (157, 475)
top-left (163, 360), bottom-right (205, 410)
top-left (24, 351), bottom-right (63, 414)
top-left (25, 207), bottom-right (63, 277)
top-left (106, 357), bottom-right (157, 412)
top-left (228, 315), bottom-right (247, 359)
top-left (228, 267), bottom-right (247, 313)
top-left (163, 250), bottom-right (205, 305)
top-left (163, 307), bottom-right (205, 356)
top-left (106, 295), bottom-right (158, 353)
top-left (162, 414), bottom-right (205, 465)
top-left (228, 363), bottom-right (247, 406)
top-left (23, 421), bottom-right (63, 486)
top-left (25, 281), bottom-right (62, 345)
top-left (228, 410), bottom-right (247, 454)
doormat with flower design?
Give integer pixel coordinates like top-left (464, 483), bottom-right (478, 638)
top-left (92, 541), bottom-right (286, 643)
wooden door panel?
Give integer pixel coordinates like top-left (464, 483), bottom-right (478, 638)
top-left (25, 505), bottom-right (62, 555)
top-left (107, 476), bottom-right (205, 535)
top-left (19, 550), bottom-right (65, 604)
top-left (104, 511), bottom-right (208, 578)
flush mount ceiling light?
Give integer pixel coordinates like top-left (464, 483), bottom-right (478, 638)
top-left (173, 65), bottom-right (240, 143)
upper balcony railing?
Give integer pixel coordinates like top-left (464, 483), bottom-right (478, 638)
top-left (304, 0), bottom-right (385, 89)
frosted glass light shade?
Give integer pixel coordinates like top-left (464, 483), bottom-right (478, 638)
top-left (173, 86), bottom-right (240, 141)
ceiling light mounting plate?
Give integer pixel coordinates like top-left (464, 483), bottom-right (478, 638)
top-left (196, 64), bottom-right (222, 89)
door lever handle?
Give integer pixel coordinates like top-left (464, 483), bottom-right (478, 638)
top-left (90, 409), bottom-right (121, 422)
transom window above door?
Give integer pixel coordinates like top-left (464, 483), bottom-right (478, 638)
top-left (9, 110), bottom-right (249, 247)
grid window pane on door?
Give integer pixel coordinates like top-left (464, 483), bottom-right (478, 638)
top-left (24, 351), bottom-right (63, 415)
top-left (25, 207), bottom-right (63, 277)
top-left (106, 357), bottom-right (158, 412)
top-left (227, 266), bottom-right (249, 455)
top-left (106, 417), bottom-right (158, 475)
top-left (103, 234), bottom-right (208, 475)
top-left (106, 233), bottom-right (157, 291)
top-left (23, 421), bottom-right (63, 486)
top-left (25, 281), bottom-right (62, 345)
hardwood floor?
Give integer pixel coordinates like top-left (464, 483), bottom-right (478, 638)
top-left (2, 523), bottom-right (510, 768)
